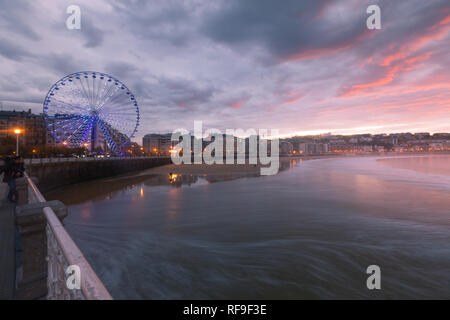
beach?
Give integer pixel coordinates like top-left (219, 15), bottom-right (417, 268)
top-left (139, 155), bottom-right (347, 175)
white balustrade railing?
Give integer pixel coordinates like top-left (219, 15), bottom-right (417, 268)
top-left (24, 172), bottom-right (112, 300)
top-left (24, 156), bottom-right (170, 165)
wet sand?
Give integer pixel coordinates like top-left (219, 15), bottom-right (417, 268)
top-left (139, 155), bottom-right (344, 175)
top-left (140, 163), bottom-right (261, 174)
top-left (46, 153), bottom-right (449, 205)
top-left (46, 156), bottom-right (317, 204)
top-left (146, 152), bottom-right (450, 175)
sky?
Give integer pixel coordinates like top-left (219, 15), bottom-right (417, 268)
top-left (0, 0), bottom-right (449, 142)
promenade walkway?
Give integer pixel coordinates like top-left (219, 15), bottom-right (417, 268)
top-left (0, 180), bottom-right (15, 299)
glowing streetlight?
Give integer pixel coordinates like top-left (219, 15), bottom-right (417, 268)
top-left (13, 128), bottom-right (22, 156)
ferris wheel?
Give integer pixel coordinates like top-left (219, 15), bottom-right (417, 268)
top-left (43, 71), bottom-right (139, 153)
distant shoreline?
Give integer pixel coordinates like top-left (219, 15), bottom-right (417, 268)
top-left (45, 152), bottom-right (449, 203)
top-left (141, 151), bottom-right (450, 175)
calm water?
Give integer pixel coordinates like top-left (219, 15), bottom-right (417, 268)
top-left (48, 155), bottom-right (450, 299)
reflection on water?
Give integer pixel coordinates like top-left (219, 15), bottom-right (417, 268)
top-left (378, 154), bottom-right (450, 176)
top-left (168, 173), bottom-right (179, 184)
top-left (47, 170), bottom-right (259, 205)
top-left (167, 173), bottom-right (209, 187)
top-left (49, 155), bottom-right (450, 299)
top-left (48, 159), bottom-right (300, 204)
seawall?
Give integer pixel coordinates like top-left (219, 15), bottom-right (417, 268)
top-left (25, 157), bottom-right (172, 193)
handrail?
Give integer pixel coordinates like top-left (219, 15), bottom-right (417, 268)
top-left (24, 172), bottom-right (113, 300)
top-left (25, 156), bottom-right (171, 165)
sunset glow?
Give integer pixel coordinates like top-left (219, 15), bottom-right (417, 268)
top-left (0, 1), bottom-right (448, 138)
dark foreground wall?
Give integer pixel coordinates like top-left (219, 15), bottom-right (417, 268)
top-left (25, 157), bottom-right (171, 193)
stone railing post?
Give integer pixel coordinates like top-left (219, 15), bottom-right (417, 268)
top-left (15, 177), bottom-right (29, 206)
top-left (15, 200), bottom-right (67, 300)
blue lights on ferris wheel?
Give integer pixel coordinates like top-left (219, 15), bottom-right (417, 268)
top-left (42, 71), bottom-right (140, 153)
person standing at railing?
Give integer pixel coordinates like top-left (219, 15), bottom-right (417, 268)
top-left (1, 156), bottom-right (24, 203)
top-left (1, 156), bottom-right (14, 202)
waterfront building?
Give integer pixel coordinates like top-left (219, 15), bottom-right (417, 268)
top-left (280, 141), bottom-right (293, 155)
top-left (299, 142), bottom-right (329, 154)
top-left (0, 110), bottom-right (46, 146)
top-left (143, 133), bottom-right (174, 155)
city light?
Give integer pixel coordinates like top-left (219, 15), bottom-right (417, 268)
top-left (168, 173), bottom-right (179, 183)
top-left (13, 128), bottom-right (22, 156)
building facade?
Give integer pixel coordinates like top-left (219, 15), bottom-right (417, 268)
top-left (143, 133), bottom-right (173, 155)
top-left (0, 110), bottom-right (46, 146)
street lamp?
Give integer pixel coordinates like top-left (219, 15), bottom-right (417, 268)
top-left (13, 128), bottom-right (22, 156)
top-left (83, 143), bottom-right (88, 157)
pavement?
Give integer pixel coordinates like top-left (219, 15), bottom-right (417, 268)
top-left (0, 179), bottom-right (16, 300)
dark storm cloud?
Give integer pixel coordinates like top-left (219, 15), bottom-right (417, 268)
top-left (201, 0), bottom-right (450, 64)
top-left (0, 0), bottom-right (41, 41)
top-left (334, 0), bottom-right (450, 97)
top-left (38, 53), bottom-right (86, 76)
top-left (109, 0), bottom-right (194, 46)
top-left (152, 76), bottom-right (217, 109)
top-left (130, 76), bottom-right (217, 110)
top-left (0, 74), bottom-right (49, 106)
top-left (201, 0), bottom-right (367, 61)
top-left (104, 61), bottom-right (138, 79)
top-left (0, 0), bottom-right (449, 138)
top-left (344, 0), bottom-right (450, 58)
top-left (0, 37), bottom-right (33, 61)
top-left (81, 16), bottom-right (105, 48)
top-left (56, 18), bottom-right (104, 48)
top-left (49, 6), bottom-right (105, 48)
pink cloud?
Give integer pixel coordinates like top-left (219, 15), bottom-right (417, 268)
top-left (338, 12), bottom-right (450, 98)
top-left (281, 91), bottom-right (304, 104)
top-left (281, 31), bottom-right (374, 63)
top-left (379, 15), bottom-right (450, 67)
top-left (230, 98), bottom-right (247, 109)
